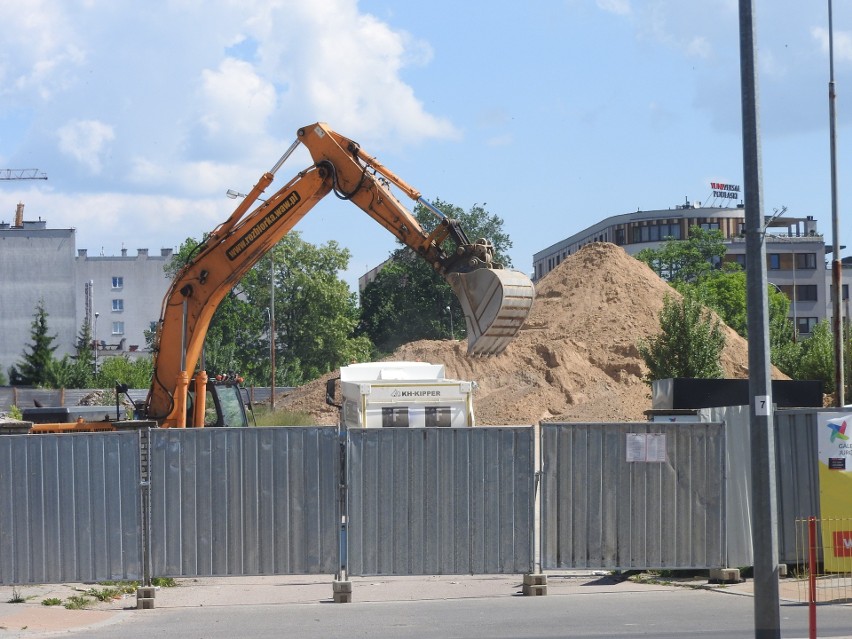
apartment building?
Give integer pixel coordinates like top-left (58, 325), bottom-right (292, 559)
top-left (532, 199), bottom-right (830, 336)
top-left (0, 205), bottom-right (173, 376)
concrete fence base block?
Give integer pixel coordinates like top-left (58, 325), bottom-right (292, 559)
top-left (333, 579), bottom-right (353, 603)
top-left (708, 568), bottom-right (742, 584)
top-left (136, 586), bottom-right (156, 609)
top-left (522, 573), bottom-right (548, 596)
top-left (778, 564), bottom-right (788, 578)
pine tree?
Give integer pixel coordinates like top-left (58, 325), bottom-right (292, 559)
top-left (13, 301), bottom-right (59, 386)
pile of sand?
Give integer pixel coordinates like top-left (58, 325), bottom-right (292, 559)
top-left (277, 242), bottom-right (778, 424)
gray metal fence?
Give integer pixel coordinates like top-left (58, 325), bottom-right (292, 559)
top-left (149, 427), bottom-right (341, 577)
top-left (345, 427), bottom-right (535, 576)
top-left (0, 432), bottom-right (143, 585)
top-left (540, 422), bottom-right (726, 571)
top-left (774, 409), bottom-right (822, 563)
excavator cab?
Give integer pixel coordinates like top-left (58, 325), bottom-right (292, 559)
top-left (186, 377), bottom-right (255, 428)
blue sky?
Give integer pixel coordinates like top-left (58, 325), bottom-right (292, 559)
top-left (2, 0), bottom-right (851, 289)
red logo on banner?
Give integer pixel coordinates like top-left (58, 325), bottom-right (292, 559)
top-left (833, 531), bottom-right (852, 557)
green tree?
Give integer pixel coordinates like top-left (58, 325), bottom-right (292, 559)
top-left (636, 228), bottom-right (800, 375)
top-left (793, 321), bottom-right (835, 393)
top-left (58, 320), bottom-right (97, 388)
top-left (638, 292), bottom-right (726, 383)
top-left (11, 301), bottom-right (59, 386)
top-left (167, 232), bottom-right (370, 387)
top-left (254, 234), bottom-right (372, 384)
top-left (684, 268), bottom-right (794, 366)
top-left (359, 253), bottom-right (454, 353)
top-left (93, 355), bottom-right (154, 390)
top-left (359, 200), bottom-right (514, 353)
top-left (636, 226), bottom-right (726, 283)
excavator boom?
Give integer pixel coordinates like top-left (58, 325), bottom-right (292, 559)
top-left (145, 122), bottom-right (534, 427)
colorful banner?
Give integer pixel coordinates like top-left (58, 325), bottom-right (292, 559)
top-left (817, 413), bottom-right (852, 571)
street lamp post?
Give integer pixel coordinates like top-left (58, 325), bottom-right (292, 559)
top-left (93, 312), bottom-right (100, 374)
top-left (446, 306), bottom-right (453, 339)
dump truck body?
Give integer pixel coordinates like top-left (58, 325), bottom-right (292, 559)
top-left (336, 362), bottom-right (475, 429)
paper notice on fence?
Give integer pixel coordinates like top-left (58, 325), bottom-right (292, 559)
top-left (626, 433), bottom-right (667, 462)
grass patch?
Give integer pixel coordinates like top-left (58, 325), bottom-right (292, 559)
top-left (63, 595), bottom-right (92, 610)
top-left (41, 598), bottom-right (62, 607)
top-left (253, 409), bottom-right (316, 427)
top-left (151, 577), bottom-right (177, 588)
top-left (85, 587), bottom-right (122, 602)
top-left (97, 580), bottom-right (139, 595)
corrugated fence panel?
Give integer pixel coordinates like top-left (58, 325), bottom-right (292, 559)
top-left (346, 427), bottom-right (534, 577)
top-left (774, 409), bottom-right (821, 564)
top-left (149, 427), bottom-right (340, 577)
top-left (541, 422), bottom-right (726, 571)
top-left (0, 432), bottom-right (143, 585)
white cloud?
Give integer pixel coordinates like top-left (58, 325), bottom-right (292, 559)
top-left (812, 26), bottom-right (852, 63)
top-left (57, 119), bottom-right (115, 174)
top-left (0, 1), bottom-right (86, 101)
top-left (597, 0), bottom-right (631, 16)
top-left (197, 58), bottom-right (277, 142)
top-left (241, 0), bottom-right (459, 147)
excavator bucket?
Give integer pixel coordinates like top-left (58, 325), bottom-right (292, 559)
top-left (447, 268), bottom-right (535, 356)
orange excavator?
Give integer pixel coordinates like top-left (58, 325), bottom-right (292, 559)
top-left (23, 123), bottom-right (535, 432)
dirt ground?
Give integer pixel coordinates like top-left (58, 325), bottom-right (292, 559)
top-left (277, 242), bottom-right (782, 425)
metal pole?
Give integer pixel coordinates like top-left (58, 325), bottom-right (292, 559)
top-left (270, 257), bottom-right (276, 411)
top-left (93, 312), bottom-right (99, 375)
top-left (829, 0), bottom-right (845, 406)
top-left (738, 2), bottom-right (781, 637)
top-left (808, 516), bottom-right (817, 639)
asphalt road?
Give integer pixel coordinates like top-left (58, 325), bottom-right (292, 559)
top-left (44, 583), bottom-right (852, 639)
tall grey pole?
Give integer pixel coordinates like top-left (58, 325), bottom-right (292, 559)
top-left (829, 0), bottom-right (845, 406)
top-left (270, 256), bottom-right (276, 411)
top-left (738, 1), bottom-right (781, 637)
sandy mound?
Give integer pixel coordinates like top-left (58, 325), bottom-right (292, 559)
top-left (277, 242), bottom-right (782, 424)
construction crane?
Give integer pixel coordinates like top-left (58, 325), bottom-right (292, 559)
top-left (1, 169), bottom-right (48, 180)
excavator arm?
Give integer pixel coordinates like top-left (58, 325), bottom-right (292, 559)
top-left (145, 122), bottom-right (534, 428)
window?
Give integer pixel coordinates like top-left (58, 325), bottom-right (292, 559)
top-left (795, 253), bottom-right (817, 270)
top-left (796, 317), bottom-right (818, 335)
top-left (615, 229), bottom-right (625, 245)
top-left (382, 407), bottom-right (409, 428)
top-left (662, 223), bottom-right (681, 239)
top-left (768, 254), bottom-right (781, 270)
top-left (700, 222), bottom-right (719, 231)
top-left (112, 299), bottom-right (124, 311)
top-left (112, 276), bottom-right (123, 289)
top-left (830, 284), bottom-right (850, 302)
top-left (112, 321), bottom-right (125, 335)
top-left (795, 285), bottom-right (818, 302)
top-left (731, 253), bottom-right (746, 267)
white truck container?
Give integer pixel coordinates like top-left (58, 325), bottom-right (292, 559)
top-left (330, 361), bottom-right (475, 429)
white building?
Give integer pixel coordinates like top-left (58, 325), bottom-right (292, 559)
top-left (532, 199), bottom-right (831, 336)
